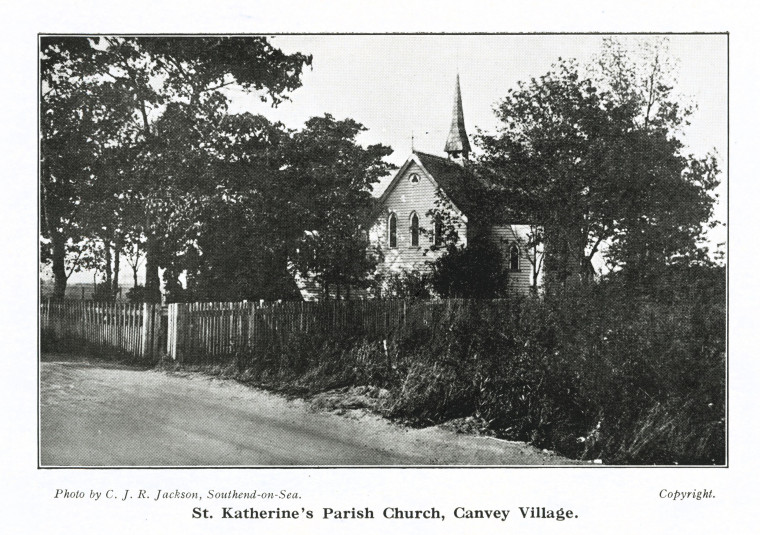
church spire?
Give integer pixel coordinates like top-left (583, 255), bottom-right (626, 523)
top-left (444, 73), bottom-right (471, 161)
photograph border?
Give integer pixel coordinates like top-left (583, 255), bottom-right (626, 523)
top-left (37, 31), bottom-right (729, 470)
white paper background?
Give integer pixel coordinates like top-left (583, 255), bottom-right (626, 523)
top-left (3, 1), bottom-right (756, 533)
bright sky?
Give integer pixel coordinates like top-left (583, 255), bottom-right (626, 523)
top-left (228, 34), bottom-right (728, 263)
top-left (228, 34), bottom-right (727, 189)
top-left (63, 34), bottom-right (728, 284)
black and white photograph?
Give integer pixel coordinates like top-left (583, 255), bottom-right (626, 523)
top-left (38, 33), bottom-right (727, 468)
top-left (5, 1), bottom-right (760, 534)
top-left (39, 34), bottom-right (728, 467)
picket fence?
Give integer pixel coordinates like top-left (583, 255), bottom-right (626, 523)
top-left (40, 300), bottom-right (164, 360)
top-left (42, 298), bottom-right (474, 363)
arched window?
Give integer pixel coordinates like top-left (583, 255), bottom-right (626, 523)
top-left (434, 218), bottom-right (443, 247)
top-left (509, 243), bottom-right (520, 271)
top-left (388, 213), bottom-right (397, 248)
top-left (410, 212), bottom-right (419, 247)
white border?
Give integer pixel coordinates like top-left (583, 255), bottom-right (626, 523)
top-left (4, 1), bottom-right (756, 533)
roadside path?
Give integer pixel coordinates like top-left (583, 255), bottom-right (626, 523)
top-left (40, 357), bottom-right (578, 466)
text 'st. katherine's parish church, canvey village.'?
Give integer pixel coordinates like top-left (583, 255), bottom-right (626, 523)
top-left (368, 75), bottom-right (541, 294)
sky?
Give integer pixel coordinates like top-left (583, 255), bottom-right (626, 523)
top-left (229, 34), bottom-right (728, 190)
top-left (63, 34), bottom-right (728, 284)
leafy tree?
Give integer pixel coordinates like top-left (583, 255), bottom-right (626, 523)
top-left (180, 113), bottom-right (392, 302)
top-left (477, 40), bottom-right (720, 288)
top-left (287, 115), bottom-right (394, 299)
top-left (41, 39), bottom-right (135, 298)
top-left (40, 36), bottom-right (312, 302)
top-left (123, 236), bottom-right (145, 290)
top-left (591, 38), bottom-right (721, 286)
top-left (179, 112), bottom-right (297, 301)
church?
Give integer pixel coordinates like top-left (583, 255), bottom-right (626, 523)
top-left (368, 75), bottom-right (542, 294)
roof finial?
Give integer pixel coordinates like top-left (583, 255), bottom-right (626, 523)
top-left (411, 129), bottom-right (414, 152)
top-left (444, 73), bottom-right (471, 161)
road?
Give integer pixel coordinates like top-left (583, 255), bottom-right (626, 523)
top-left (40, 357), bottom-right (578, 466)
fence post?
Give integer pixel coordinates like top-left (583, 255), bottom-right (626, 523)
top-left (167, 303), bottom-right (177, 360)
top-left (168, 303), bottom-right (189, 362)
top-left (141, 302), bottom-right (153, 359)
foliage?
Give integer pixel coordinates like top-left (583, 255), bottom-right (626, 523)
top-left (40, 41), bottom-right (136, 298)
top-left (428, 239), bottom-right (512, 298)
top-left (91, 282), bottom-right (115, 302)
top-left (180, 113), bottom-right (393, 301)
top-left (371, 269), bottom-right (432, 299)
top-left (40, 36), bottom-right (312, 302)
top-left (477, 39), bottom-right (720, 286)
top-left (287, 115), bottom-right (394, 298)
top-left (126, 285), bottom-right (146, 303)
top-left (187, 266), bottom-right (723, 465)
top-left (186, 195), bottom-right (301, 302)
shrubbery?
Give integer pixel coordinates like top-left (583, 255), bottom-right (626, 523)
top-left (428, 240), bottom-right (512, 298)
top-left (228, 265), bottom-right (724, 464)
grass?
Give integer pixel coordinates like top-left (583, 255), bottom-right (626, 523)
top-left (42, 271), bottom-right (726, 465)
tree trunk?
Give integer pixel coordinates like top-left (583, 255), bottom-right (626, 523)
top-left (104, 240), bottom-right (113, 296)
top-left (51, 231), bottom-right (68, 300)
top-left (144, 235), bottom-right (162, 304)
top-left (543, 225), bottom-right (586, 288)
top-left (113, 245), bottom-right (121, 298)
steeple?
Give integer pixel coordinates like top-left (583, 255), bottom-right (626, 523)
top-left (444, 73), bottom-right (471, 161)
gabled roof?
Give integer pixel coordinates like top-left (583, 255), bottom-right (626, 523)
top-left (373, 150), bottom-right (493, 220)
top-left (373, 151), bottom-right (473, 220)
top-left (372, 150), bottom-right (517, 227)
top-left (413, 151), bottom-right (487, 218)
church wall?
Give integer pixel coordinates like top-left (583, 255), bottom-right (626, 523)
top-left (371, 161), bottom-right (467, 275)
top-left (486, 225), bottom-right (538, 293)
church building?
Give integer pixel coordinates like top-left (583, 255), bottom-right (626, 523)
top-left (369, 75), bottom-right (542, 294)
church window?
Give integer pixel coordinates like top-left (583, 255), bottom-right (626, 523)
top-left (388, 213), bottom-right (397, 248)
top-left (410, 212), bottom-right (419, 247)
top-left (409, 173), bottom-right (420, 184)
top-left (509, 244), bottom-right (520, 271)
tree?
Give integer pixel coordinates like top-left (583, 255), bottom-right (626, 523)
top-left (287, 115), bottom-right (394, 298)
top-left (41, 36), bottom-right (312, 301)
top-left (179, 113), bottom-right (392, 302)
top-left (590, 38), bottom-right (721, 286)
top-left (477, 41), bottom-right (719, 288)
top-left (180, 112), bottom-right (298, 301)
top-left (41, 39), bottom-right (136, 298)
top-left (123, 238), bottom-right (144, 290)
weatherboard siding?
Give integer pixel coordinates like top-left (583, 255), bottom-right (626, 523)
top-left (371, 156), bottom-right (540, 295)
top-left (485, 225), bottom-right (537, 294)
top-left (371, 161), bottom-right (467, 274)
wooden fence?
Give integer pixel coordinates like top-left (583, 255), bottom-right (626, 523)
top-left (42, 298), bottom-right (475, 363)
top-left (166, 300), bottom-right (419, 363)
top-left (41, 300), bottom-right (165, 360)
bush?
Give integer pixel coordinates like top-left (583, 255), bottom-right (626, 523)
top-left (371, 269), bottom-right (431, 299)
top-left (383, 283), bottom-right (725, 464)
top-left (174, 264), bottom-right (725, 465)
top-left (92, 283), bottom-right (115, 302)
top-left (428, 240), bottom-right (512, 298)
top-left (126, 285), bottom-right (146, 303)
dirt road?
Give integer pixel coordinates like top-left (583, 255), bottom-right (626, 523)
top-left (40, 358), bottom-right (578, 466)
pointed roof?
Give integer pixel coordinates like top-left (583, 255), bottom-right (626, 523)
top-left (444, 74), bottom-right (471, 158)
top-left (373, 151), bottom-right (490, 222)
top-left (414, 151), bottom-right (480, 215)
